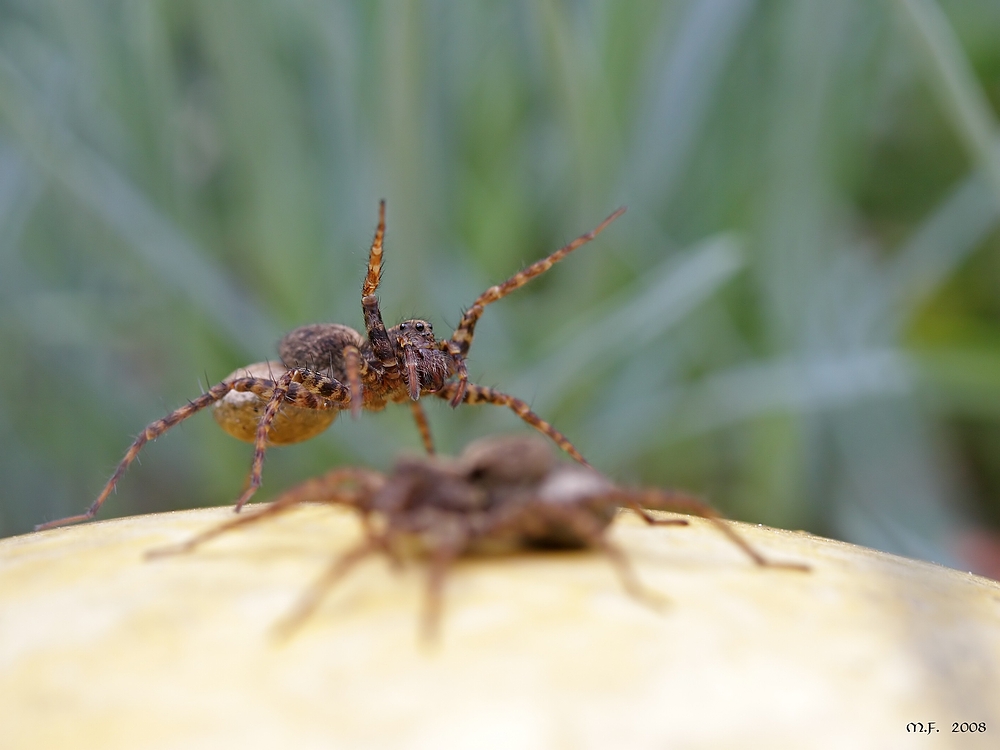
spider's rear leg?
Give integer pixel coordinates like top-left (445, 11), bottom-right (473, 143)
top-left (146, 487), bottom-right (323, 560)
top-left (235, 368), bottom-right (352, 512)
top-left (421, 541), bottom-right (463, 643)
top-left (272, 536), bottom-right (382, 642)
top-left (147, 467), bottom-right (384, 559)
top-left (434, 381), bottom-right (590, 468)
top-left (449, 207), bottom-right (625, 360)
top-left (617, 490), bottom-right (810, 572)
top-left (35, 375), bottom-right (339, 531)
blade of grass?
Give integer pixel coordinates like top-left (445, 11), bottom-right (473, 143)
top-left (893, 0), bottom-right (1000, 204)
top-left (625, 0), bottom-right (757, 207)
top-left (509, 232), bottom-right (744, 412)
top-left (0, 53), bottom-right (281, 355)
top-left (884, 145), bottom-right (1000, 324)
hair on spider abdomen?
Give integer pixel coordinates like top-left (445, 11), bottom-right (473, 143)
top-left (37, 203), bottom-right (625, 531)
top-left (277, 324), bottom-right (366, 374)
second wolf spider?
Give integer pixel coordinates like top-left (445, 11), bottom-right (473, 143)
top-left (148, 434), bottom-right (809, 641)
top-left (37, 203), bottom-right (624, 530)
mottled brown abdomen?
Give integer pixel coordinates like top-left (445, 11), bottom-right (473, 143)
top-left (277, 323), bottom-right (366, 376)
top-left (211, 361), bottom-right (337, 445)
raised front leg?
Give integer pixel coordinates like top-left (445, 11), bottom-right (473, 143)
top-left (449, 207), bottom-right (625, 358)
top-left (361, 200), bottom-right (401, 384)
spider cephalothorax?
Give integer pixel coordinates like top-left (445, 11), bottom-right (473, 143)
top-left (392, 320), bottom-right (455, 402)
top-left (148, 434), bottom-right (809, 640)
top-left (37, 203), bottom-right (624, 530)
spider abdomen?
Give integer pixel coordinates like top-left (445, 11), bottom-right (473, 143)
top-left (212, 361), bottom-right (337, 445)
top-left (278, 324), bottom-right (366, 377)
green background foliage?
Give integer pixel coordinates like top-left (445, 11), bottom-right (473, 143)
top-left (2, 0), bottom-right (999, 574)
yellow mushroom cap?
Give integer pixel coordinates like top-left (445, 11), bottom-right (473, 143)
top-left (3, 507), bottom-right (999, 749)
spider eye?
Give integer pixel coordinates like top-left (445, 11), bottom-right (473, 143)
top-left (399, 322), bottom-right (407, 330)
top-left (415, 322), bottom-right (426, 332)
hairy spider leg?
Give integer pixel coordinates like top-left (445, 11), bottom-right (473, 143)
top-left (359, 200), bottom-right (401, 384)
top-left (146, 467), bottom-right (385, 559)
top-left (434, 381), bottom-right (590, 467)
top-left (437, 339), bottom-right (468, 407)
top-left (234, 369), bottom-right (353, 512)
top-left (446, 207), bottom-right (626, 405)
top-left (343, 344), bottom-right (364, 419)
top-left (34, 376), bottom-right (346, 531)
top-left (616, 490), bottom-right (810, 572)
top-left (271, 464), bottom-right (386, 510)
top-left (356, 202), bottom-right (440, 449)
top-left (272, 536), bottom-right (381, 641)
top-left (421, 540), bottom-right (464, 643)
top-left (409, 400), bottom-right (435, 454)
top-left (361, 200), bottom-right (387, 298)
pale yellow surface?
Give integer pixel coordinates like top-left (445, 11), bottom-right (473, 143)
top-left (1, 505), bottom-right (998, 750)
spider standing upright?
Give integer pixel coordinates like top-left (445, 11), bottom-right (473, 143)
top-left (36, 203), bottom-right (625, 531)
top-left (148, 434), bottom-right (809, 641)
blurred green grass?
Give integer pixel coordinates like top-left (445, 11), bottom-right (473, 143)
top-left (2, 0), bottom-right (1000, 574)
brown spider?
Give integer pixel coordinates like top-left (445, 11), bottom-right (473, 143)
top-left (148, 435), bottom-right (809, 641)
top-left (37, 203), bottom-right (624, 531)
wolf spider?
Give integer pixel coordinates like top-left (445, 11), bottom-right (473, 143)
top-left (37, 203), bottom-right (625, 531)
top-left (149, 435), bottom-right (809, 641)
